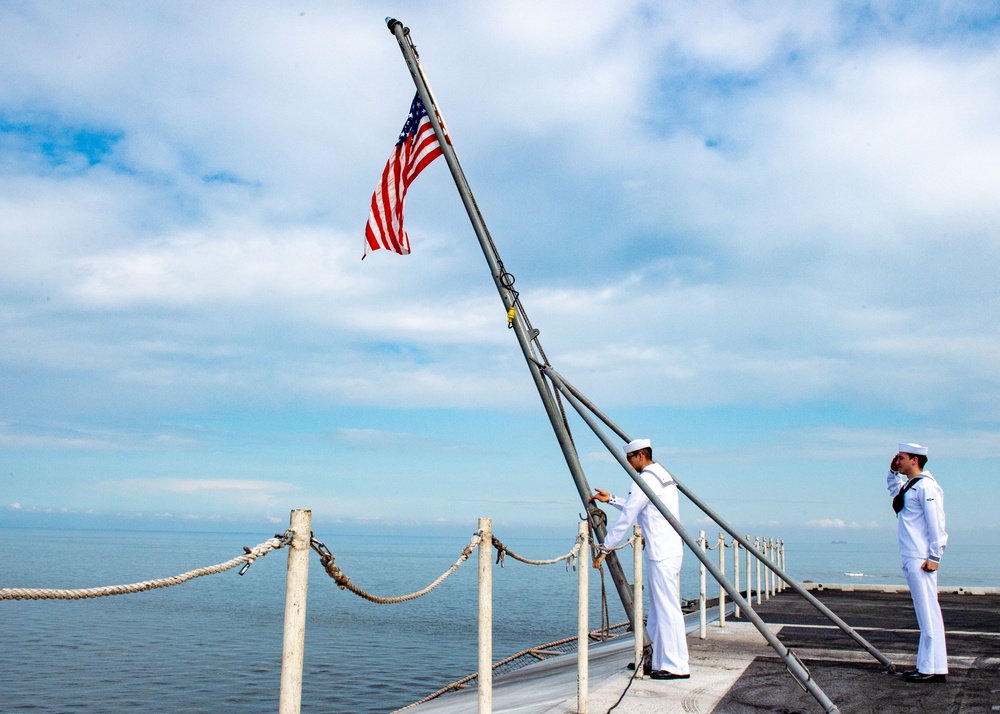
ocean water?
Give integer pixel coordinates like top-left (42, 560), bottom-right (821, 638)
top-left (1, 527), bottom-right (996, 713)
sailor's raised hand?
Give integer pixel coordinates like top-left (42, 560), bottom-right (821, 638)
top-left (590, 488), bottom-right (611, 504)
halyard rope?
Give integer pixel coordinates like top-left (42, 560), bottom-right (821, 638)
top-left (592, 533), bottom-right (639, 639)
top-left (0, 534), bottom-right (290, 601)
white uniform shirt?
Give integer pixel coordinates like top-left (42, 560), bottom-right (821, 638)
top-left (887, 469), bottom-right (947, 562)
top-left (603, 462), bottom-right (683, 561)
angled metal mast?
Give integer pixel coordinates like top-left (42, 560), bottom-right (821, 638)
top-left (383, 18), bottom-right (639, 632)
top-left (383, 18), bottom-right (895, 713)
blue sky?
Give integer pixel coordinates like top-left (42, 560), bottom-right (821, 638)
top-left (1, 1), bottom-right (998, 542)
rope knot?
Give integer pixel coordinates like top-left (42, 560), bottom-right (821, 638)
top-left (461, 532), bottom-right (483, 561)
top-left (491, 535), bottom-right (509, 567)
top-left (318, 553), bottom-right (350, 589)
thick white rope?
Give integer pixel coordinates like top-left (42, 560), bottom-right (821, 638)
top-left (314, 532), bottom-right (483, 604)
top-left (491, 535), bottom-right (579, 568)
top-left (0, 536), bottom-right (287, 601)
top-left (314, 530), bottom-right (585, 604)
top-left (598, 534), bottom-right (639, 553)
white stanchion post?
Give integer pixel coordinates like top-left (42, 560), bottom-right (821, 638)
top-left (478, 517), bottom-right (492, 714)
top-left (745, 535), bottom-right (752, 608)
top-left (578, 521), bottom-right (589, 713)
top-left (279, 509), bottom-right (311, 714)
top-left (766, 538), bottom-right (773, 599)
top-left (699, 530), bottom-right (707, 639)
top-left (733, 538), bottom-right (741, 619)
top-left (718, 532), bottom-right (726, 628)
top-left (778, 540), bottom-right (788, 590)
top-left (755, 536), bottom-right (762, 606)
top-left (774, 539), bottom-right (780, 594)
top-left (633, 525), bottom-right (643, 680)
top-left (765, 537), bottom-right (770, 598)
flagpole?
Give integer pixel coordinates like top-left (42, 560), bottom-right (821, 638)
top-left (384, 17), bottom-right (642, 632)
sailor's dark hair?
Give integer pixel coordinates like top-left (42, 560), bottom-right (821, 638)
top-left (904, 452), bottom-right (929, 469)
top-left (630, 447), bottom-right (652, 461)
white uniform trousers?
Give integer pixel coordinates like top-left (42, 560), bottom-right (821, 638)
top-left (902, 556), bottom-right (948, 674)
top-left (646, 554), bottom-right (689, 674)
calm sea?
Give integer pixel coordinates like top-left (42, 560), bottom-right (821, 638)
top-left (1, 527), bottom-right (996, 713)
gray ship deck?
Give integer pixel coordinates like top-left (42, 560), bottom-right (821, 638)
top-left (404, 586), bottom-right (1000, 713)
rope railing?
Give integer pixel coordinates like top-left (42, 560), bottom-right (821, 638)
top-left (0, 526), bottom-right (598, 606)
top-left (309, 529), bottom-right (590, 605)
top-left (491, 534), bottom-right (579, 568)
top-left (0, 533), bottom-right (290, 601)
top-left (3, 513), bottom-right (753, 714)
top-left (310, 531), bottom-right (484, 605)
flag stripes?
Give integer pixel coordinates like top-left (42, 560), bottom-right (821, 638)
top-left (364, 94), bottom-right (443, 258)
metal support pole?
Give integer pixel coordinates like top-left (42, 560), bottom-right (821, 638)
top-left (577, 520), bottom-right (589, 714)
top-left (633, 525), bottom-right (644, 680)
top-left (478, 517), bottom-right (492, 714)
top-left (278, 509), bottom-right (311, 714)
top-left (384, 17), bottom-right (639, 634)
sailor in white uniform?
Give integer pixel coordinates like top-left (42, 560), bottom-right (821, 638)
top-left (591, 438), bottom-right (689, 680)
top-left (887, 442), bottom-right (948, 683)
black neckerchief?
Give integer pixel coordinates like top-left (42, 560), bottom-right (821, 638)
top-left (892, 476), bottom-right (923, 515)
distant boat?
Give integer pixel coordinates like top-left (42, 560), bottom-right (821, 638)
top-left (831, 540), bottom-right (847, 544)
top-left (844, 572), bottom-right (864, 577)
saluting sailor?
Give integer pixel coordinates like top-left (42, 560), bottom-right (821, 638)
top-left (887, 442), bottom-right (948, 683)
top-left (591, 438), bottom-right (690, 680)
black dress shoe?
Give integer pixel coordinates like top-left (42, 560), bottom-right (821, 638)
top-left (903, 672), bottom-right (947, 683)
top-left (899, 669), bottom-right (918, 677)
top-left (650, 670), bottom-right (690, 680)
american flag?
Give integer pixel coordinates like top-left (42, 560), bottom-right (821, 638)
top-left (364, 94), bottom-right (443, 258)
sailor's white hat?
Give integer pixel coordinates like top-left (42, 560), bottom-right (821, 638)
top-left (899, 442), bottom-right (928, 456)
top-left (623, 438), bottom-right (651, 455)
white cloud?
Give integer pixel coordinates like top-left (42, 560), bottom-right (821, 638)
top-left (2, 2), bottom-right (998, 532)
top-left (807, 518), bottom-right (847, 528)
top-left (805, 518), bottom-right (881, 529)
top-left (102, 478), bottom-right (293, 495)
top-left (78, 478), bottom-right (300, 521)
